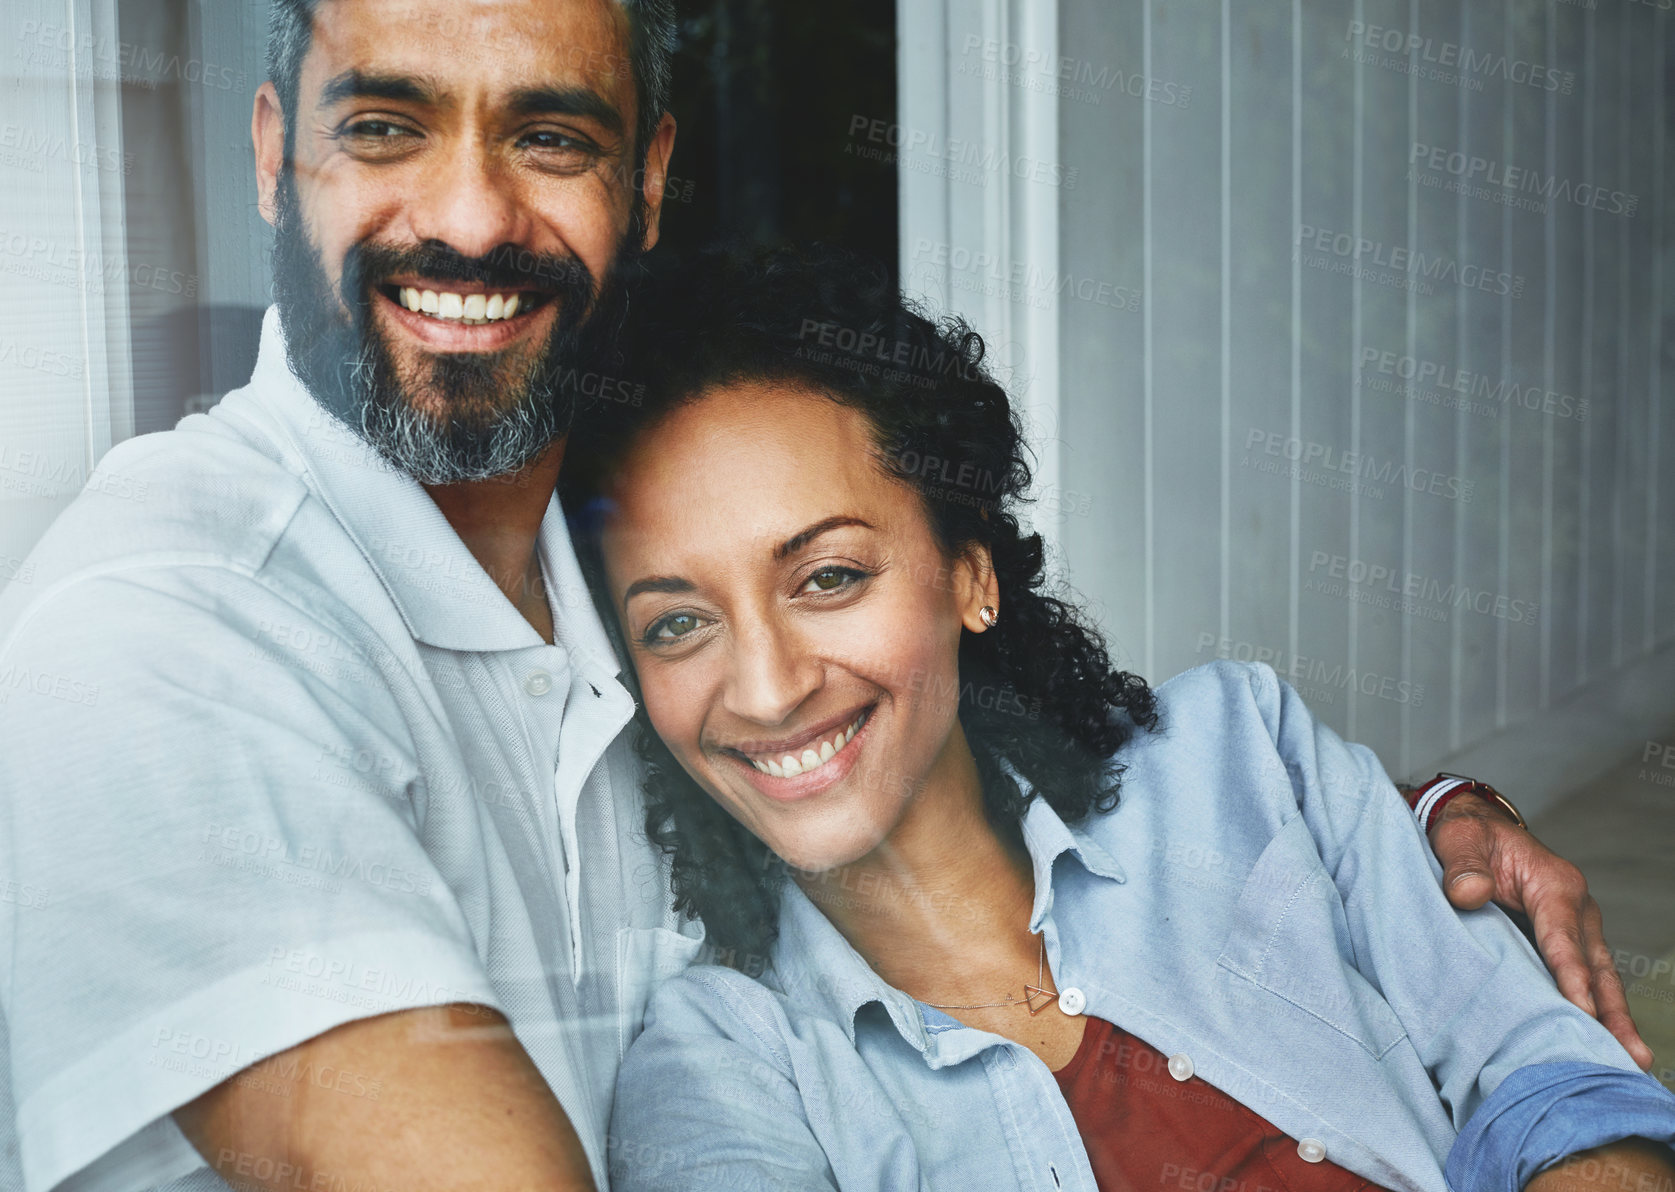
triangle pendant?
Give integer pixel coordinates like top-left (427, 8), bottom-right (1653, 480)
top-left (1022, 985), bottom-right (1056, 1016)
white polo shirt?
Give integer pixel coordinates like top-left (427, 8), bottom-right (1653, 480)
top-left (0, 308), bottom-right (700, 1192)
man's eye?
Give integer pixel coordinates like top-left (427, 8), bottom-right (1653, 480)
top-left (646, 612), bottom-right (705, 643)
top-left (803, 567), bottom-right (864, 594)
top-left (521, 130), bottom-right (593, 153)
top-left (344, 120), bottom-right (415, 140)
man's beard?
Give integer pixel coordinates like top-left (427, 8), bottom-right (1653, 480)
top-left (270, 169), bottom-right (635, 484)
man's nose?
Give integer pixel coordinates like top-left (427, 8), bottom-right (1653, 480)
top-left (407, 140), bottom-right (527, 261)
top-left (722, 620), bottom-right (823, 728)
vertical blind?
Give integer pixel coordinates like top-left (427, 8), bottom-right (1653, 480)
top-left (1054, 0), bottom-right (1672, 779)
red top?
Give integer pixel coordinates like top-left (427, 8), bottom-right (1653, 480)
top-left (1051, 1017), bottom-right (1389, 1192)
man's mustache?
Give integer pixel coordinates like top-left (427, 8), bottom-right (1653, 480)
top-left (340, 241), bottom-right (595, 307)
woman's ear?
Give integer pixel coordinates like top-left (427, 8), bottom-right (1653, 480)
top-left (954, 543), bottom-right (1000, 634)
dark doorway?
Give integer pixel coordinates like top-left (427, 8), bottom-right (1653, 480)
top-left (660, 0), bottom-right (898, 281)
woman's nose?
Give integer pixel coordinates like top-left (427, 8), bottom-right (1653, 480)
top-left (721, 620), bottom-right (823, 727)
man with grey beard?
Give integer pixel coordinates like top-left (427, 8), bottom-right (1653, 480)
top-left (0, 1), bottom-right (1649, 1191)
top-left (0, 1), bottom-right (683, 1189)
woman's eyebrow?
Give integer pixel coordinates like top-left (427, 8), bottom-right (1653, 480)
top-left (622, 575), bottom-right (694, 606)
top-left (773, 516), bottom-right (874, 561)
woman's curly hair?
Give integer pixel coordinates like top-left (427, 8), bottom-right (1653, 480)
top-left (562, 244), bottom-right (1157, 967)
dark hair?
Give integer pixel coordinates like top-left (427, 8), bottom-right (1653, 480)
top-left (563, 245), bottom-right (1158, 965)
top-left (265, 0), bottom-right (676, 164)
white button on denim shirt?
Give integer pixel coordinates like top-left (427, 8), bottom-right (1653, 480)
top-left (610, 661), bottom-right (1665, 1192)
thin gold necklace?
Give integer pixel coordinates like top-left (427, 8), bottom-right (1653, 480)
top-left (919, 935), bottom-right (1059, 1015)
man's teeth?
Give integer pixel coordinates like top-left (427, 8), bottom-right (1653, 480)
top-left (749, 713), bottom-right (866, 779)
top-left (398, 287), bottom-right (522, 325)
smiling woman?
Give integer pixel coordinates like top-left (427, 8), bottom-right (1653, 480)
top-left (564, 244), bottom-right (1156, 957)
top-left (562, 246), bottom-right (1675, 1192)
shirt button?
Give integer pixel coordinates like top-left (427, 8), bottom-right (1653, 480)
top-left (1297, 1139), bottom-right (1327, 1164)
top-left (525, 670), bottom-right (554, 697)
top-left (1057, 987), bottom-right (1086, 1016)
top-left (1167, 1053), bottom-right (1194, 1082)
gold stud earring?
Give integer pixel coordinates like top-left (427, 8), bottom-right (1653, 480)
top-left (979, 606), bottom-right (999, 629)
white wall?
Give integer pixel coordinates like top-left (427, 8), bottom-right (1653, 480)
top-left (906, 0), bottom-right (1675, 806)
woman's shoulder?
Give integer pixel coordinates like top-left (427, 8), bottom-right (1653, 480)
top-left (1152, 657), bottom-right (1281, 712)
top-left (1129, 658), bottom-right (1291, 762)
top-left (1081, 659), bottom-right (1305, 835)
top-left (633, 962), bottom-right (802, 1068)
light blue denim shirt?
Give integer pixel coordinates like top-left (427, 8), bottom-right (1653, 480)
top-left (610, 661), bottom-right (1671, 1192)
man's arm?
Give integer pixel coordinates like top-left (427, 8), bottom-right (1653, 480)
top-left (1406, 783), bottom-right (1653, 1070)
top-left (1527, 1138), bottom-right (1675, 1192)
top-left (175, 1005), bottom-right (596, 1192)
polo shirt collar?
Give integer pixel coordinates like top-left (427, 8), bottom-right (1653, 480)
top-left (216, 306), bottom-right (618, 667)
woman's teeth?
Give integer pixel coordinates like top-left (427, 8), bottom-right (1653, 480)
top-left (748, 712), bottom-right (868, 779)
top-left (397, 287), bottom-right (522, 325)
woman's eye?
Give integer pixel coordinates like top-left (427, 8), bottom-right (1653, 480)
top-left (803, 566), bottom-right (864, 594)
top-left (646, 612), bottom-right (704, 643)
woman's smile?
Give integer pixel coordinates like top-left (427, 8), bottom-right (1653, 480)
top-left (720, 705), bottom-right (875, 802)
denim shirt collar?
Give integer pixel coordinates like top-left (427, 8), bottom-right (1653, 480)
top-left (767, 789), bottom-right (1127, 1060)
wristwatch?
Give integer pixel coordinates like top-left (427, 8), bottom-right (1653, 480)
top-left (1404, 772), bottom-right (1528, 833)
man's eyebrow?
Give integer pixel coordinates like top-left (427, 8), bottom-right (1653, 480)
top-left (774, 517), bottom-right (875, 561)
top-left (506, 85), bottom-right (625, 137)
top-left (623, 575), bottom-right (695, 605)
top-left (318, 70), bottom-right (444, 109)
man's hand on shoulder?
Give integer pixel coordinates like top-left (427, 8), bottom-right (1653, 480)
top-left (175, 1004), bottom-right (598, 1191)
top-left (1418, 790), bottom-right (1654, 1071)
